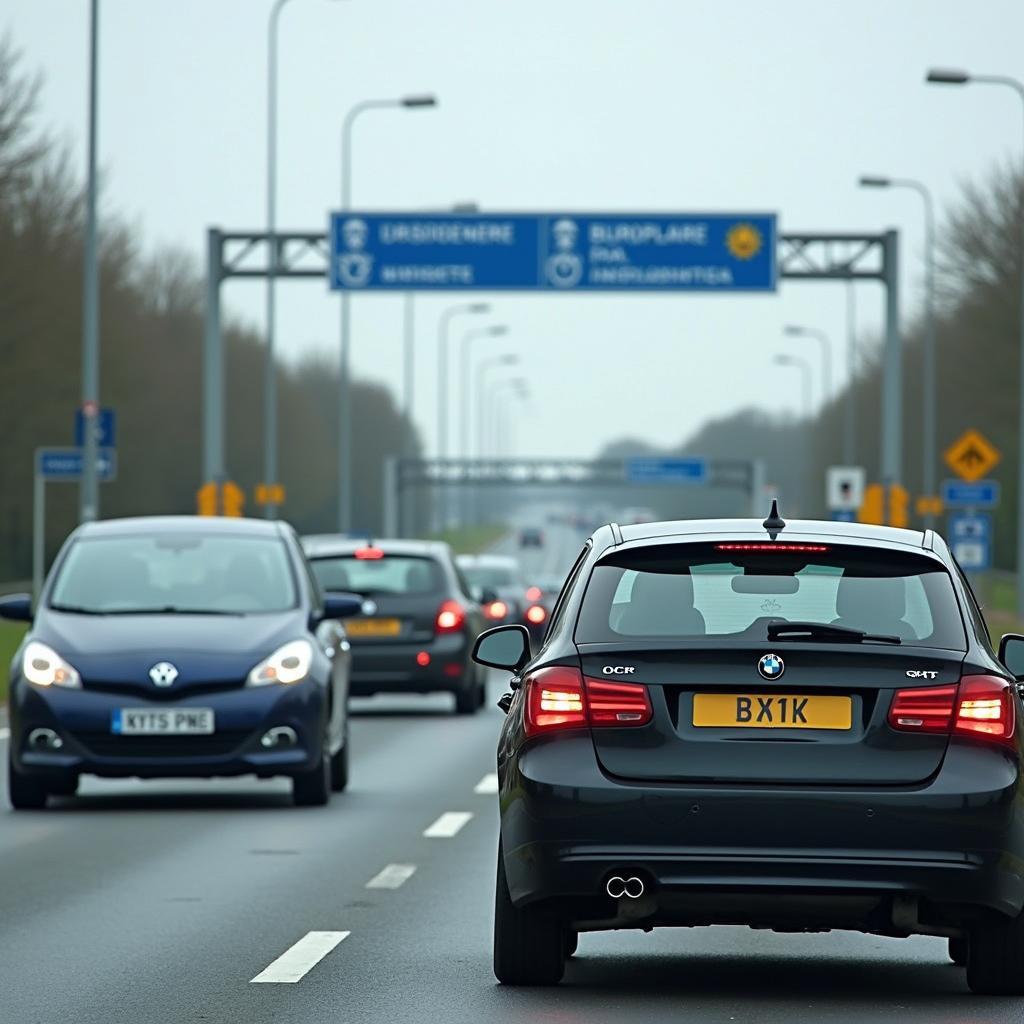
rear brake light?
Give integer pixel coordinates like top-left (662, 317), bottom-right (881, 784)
top-left (525, 586), bottom-right (542, 602)
top-left (525, 604), bottom-right (547, 625)
top-left (354, 546), bottom-right (384, 560)
top-left (889, 676), bottom-right (1015, 749)
top-left (435, 599), bottom-right (466, 634)
top-left (524, 668), bottom-right (653, 736)
top-left (585, 678), bottom-right (653, 726)
top-left (955, 676), bottom-right (1015, 747)
top-left (484, 600), bottom-right (508, 620)
top-left (525, 667), bottom-right (587, 735)
top-left (715, 543), bottom-right (829, 553)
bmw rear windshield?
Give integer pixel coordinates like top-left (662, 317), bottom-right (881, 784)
top-left (575, 542), bottom-right (967, 651)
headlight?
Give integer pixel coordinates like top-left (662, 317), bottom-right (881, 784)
top-left (247, 639), bottom-right (313, 687)
top-left (22, 641), bottom-right (82, 689)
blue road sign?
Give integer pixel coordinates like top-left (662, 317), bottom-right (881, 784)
top-left (948, 512), bottom-right (992, 571)
top-left (75, 407), bottom-right (117, 448)
top-left (626, 457), bottom-right (708, 484)
top-left (328, 213), bottom-right (777, 292)
top-left (831, 509), bottom-right (856, 523)
top-left (38, 447), bottom-right (117, 482)
top-left (940, 479), bottom-right (1000, 508)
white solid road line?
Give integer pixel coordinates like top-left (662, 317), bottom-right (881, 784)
top-left (423, 811), bottom-right (473, 838)
top-left (473, 773), bottom-right (499, 795)
top-left (249, 931), bottom-right (350, 984)
top-left (365, 864), bottom-right (417, 890)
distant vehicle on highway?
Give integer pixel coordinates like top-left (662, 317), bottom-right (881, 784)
top-left (518, 527), bottom-right (544, 549)
top-left (473, 509), bottom-right (1024, 993)
top-left (0, 516), bottom-right (361, 810)
top-left (456, 553), bottom-right (525, 626)
top-left (521, 575), bottom-right (563, 643)
top-left (303, 537), bottom-right (488, 714)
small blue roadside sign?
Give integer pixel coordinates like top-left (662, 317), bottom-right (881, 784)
top-left (948, 512), bottom-right (992, 571)
top-left (831, 509), bottom-right (856, 523)
top-left (940, 479), bottom-right (1000, 508)
top-left (74, 407), bottom-right (117, 448)
top-left (328, 212), bottom-right (777, 292)
top-left (626, 457), bottom-right (708, 485)
top-left (38, 447), bottom-right (117, 481)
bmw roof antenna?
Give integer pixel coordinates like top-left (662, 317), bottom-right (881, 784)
top-left (762, 499), bottom-right (786, 541)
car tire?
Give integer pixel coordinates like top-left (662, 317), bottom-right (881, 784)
top-left (966, 913), bottom-right (1024, 993)
top-left (493, 842), bottom-right (565, 985)
top-left (8, 756), bottom-right (49, 810)
top-left (292, 740), bottom-right (331, 807)
top-left (564, 929), bottom-right (578, 958)
top-left (330, 734), bottom-right (349, 793)
top-left (48, 774), bottom-right (79, 798)
top-left (948, 935), bottom-right (968, 966)
top-left (455, 674), bottom-right (481, 716)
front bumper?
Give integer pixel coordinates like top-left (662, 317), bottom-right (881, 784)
top-left (348, 632), bottom-right (471, 696)
top-left (9, 677), bottom-right (326, 779)
top-left (500, 733), bottom-right (1024, 929)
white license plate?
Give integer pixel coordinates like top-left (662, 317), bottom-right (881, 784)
top-left (112, 708), bottom-right (215, 735)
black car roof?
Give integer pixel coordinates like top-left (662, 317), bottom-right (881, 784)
top-left (595, 517), bottom-right (935, 556)
top-left (73, 515), bottom-right (286, 538)
top-left (301, 535), bottom-right (453, 559)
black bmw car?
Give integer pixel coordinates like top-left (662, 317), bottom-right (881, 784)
top-left (474, 508), bottom-right (1024, 993)
top-left (1, 516), bottom-right (360, 809)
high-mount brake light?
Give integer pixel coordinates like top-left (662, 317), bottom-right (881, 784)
top-left (889, 676), bottom-right (1015, 749)
top-left (525, 604), bottom-right (547, 625)
top-left (354, 546), bottom-right (385, 560)
top-left (715, 543), bottom-right (829, 553)
top-left (525, 586), bottom-right (542, 602)
top-left (435, 599), bottom-right (466, 634)
top-left (524, 668), bottom-right (653, 736)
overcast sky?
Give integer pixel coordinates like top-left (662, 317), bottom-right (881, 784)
top-left (7, 0), bottom-right (1024, 458)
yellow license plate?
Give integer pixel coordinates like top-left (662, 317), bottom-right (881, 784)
top-left (345, 618), bottom-right (402, 638)
top-left (692, 693), bottom-right (852, 730)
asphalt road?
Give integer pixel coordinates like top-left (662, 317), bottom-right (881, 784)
top-left (1, 518), bottom-right (1021, 1023)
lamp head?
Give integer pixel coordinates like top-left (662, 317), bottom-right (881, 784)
top-left (402, 94), bottom-right (438, 108)
top-left (926, 68), bottom-right (970, 85)
top-left (859, 175), bottom-right (891, 188)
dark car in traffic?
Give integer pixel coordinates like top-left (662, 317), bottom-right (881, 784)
top-left (0, 516), bottom-right (361, 809)
top-left (302, 537), bottom-right (488, 714)
top-left (474, 509), bottom-right (1024, 993)
top-left (457, 553), bottom-right (526, 627)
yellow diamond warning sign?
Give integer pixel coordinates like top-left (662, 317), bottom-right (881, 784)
top-left (944, 429), bottom-right (1000, 482)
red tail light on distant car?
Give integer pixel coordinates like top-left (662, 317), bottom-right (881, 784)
top-left (525, 586), bottom-right (542, 602)
top-left (525, 604), bottom-right (547, 625)
top-left (525, 668), bottom-right (652, 736)
top-left (889, 676), bottom-right (1015, 749)
top-left (484, 600), bottom-right (509, 620)
top-left (435, 599), bottom-right (466, 634)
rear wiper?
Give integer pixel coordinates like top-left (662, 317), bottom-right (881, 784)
top-left (767, 621), bottom-right (902, 645)
top-left (50, 605), bottom-right (241, 616)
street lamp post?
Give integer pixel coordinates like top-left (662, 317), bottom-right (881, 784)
top-left (436, 303), bottom-right (490, 459)
top-left (459, 325), bottom-right (509, 460)
top-left (474, 355), bottom-right (520, 457)
top-left (79, 0), bottom-right (101, 523)
top-left (337, 93), bottom-right (437, 533)
top-left (927, 67), bottom-right (1024, 610)
top-left (783, 324), bottom-right (833, 411)
top-left (775, 353), bottom-right (814, 513)
top-left (859, 174), bottom-right (938, 528)
top-left (484, 378), bottom-right (528, 525)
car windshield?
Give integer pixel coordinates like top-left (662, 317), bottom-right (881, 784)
top-left (461, 565), bottom-right (519, 588)
top-left (576, 542), bottom-right (967, 651)
top-left (49, 533), bottom-right (298, 614)
top-left (309, 555), bottom-right (443, 596)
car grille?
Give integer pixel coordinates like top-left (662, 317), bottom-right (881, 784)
top-left (73, 732), bottom-right (249, 759)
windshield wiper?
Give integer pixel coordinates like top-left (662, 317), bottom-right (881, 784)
top-left (49, 605), bottom-right (241, 616)
top-left (767, 621), bottom-right (902, 645)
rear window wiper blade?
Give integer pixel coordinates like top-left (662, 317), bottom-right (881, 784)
top-left (50, 605), bottom-right (241, 616)
top-left (767, 621), bottom-right (902, 645)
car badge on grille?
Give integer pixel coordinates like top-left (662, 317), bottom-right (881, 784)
top-left (149, 662), bottom-right (179, 687)
top-left (757, 653), bottom-right (784, 680)
top-left (361, 599), bottom-right (377, 616)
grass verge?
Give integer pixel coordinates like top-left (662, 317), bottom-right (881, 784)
top-left (0, 621), bottom-right (27, 705)
top-left (429, 523), bottom-right (507, 555)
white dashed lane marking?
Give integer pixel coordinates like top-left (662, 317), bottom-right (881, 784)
top-left (473, 773), bottom-right (499, 794)
top-left (365, 864), bottom-right (417, 890)
top-left (423, 811), bottom-right (473, 838)
top-left (0, 727), bottom-right (9, 741)
top-left (249, 931), bottom-right (350, 984)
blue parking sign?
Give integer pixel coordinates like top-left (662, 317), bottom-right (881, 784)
top-left (948, 513), bottom-right (991, 571)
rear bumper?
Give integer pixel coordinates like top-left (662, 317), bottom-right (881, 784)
top-left (9, 677), bottom-right (327, 779)
top-left (348, 632), bottom-right (471, 695)
top-left (500, 734), bottom-right (1024, 928)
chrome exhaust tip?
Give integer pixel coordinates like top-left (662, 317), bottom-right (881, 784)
top-left (605, 875), bottom-right (645, 899)
top-left (260, 726), bottom-right (298, 749)
top-left (27, 728), bottom-right (63, 752)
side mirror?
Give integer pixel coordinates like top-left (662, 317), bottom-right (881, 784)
top-left (320, 591), bottom-right (363, 622)
top-left (999, 633), bottom-right (1024, 679)
top-left (0, 593), bottom-right (33, 623)
top-left (473, 624), bottom-right (531, 671)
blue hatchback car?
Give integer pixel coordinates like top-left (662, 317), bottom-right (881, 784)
top-left (0, 516), bottom-right (361, 809)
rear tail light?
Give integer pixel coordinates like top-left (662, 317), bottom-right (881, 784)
top-left (524, 668), bottom-right (653, 736)
top-left (525, 604), bottom-right (547, 625)
top-left (435, 599), bottom-right (466, 634)
top-left (889, 676), bottom-right (1015, 749)
top-left (354, 546), bottom-right (385, 560)
top-left (525, 586), bottom-right (542, 602)
top-left (483, 600), bottom-right (508, 620)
